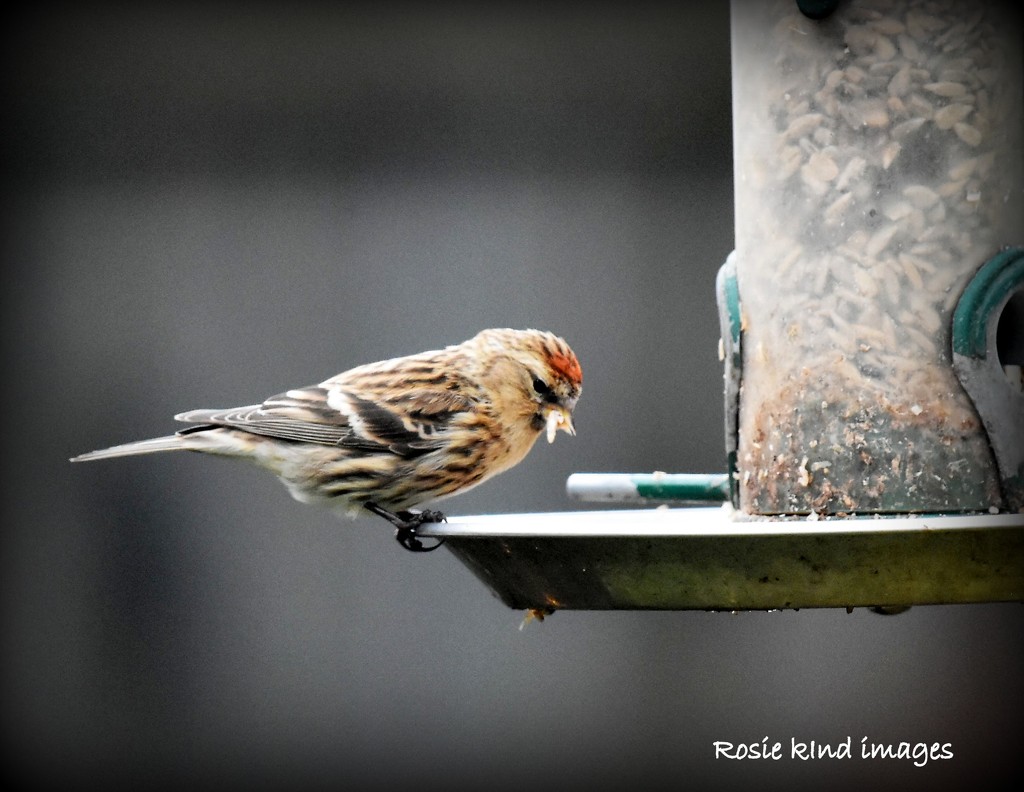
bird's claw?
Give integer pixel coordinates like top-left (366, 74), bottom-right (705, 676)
top-left (395, 509), bottom-right (448, 552)
top-left (364, 503), bottom-right (447, 552)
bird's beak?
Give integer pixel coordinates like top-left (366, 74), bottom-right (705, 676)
top-left (544, 405), bottom-right (576, 443)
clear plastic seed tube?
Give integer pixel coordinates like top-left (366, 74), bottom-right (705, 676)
top-left (731, 0), bottom-right (1023, 513)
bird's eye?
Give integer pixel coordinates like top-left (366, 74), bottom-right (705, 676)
top-left (532, 377), bottom-right (551, 396)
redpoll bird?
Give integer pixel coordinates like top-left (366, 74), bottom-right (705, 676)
top-left (71, 328), bottom-right (582, 551)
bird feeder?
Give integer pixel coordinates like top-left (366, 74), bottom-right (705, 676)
top-left (421, 0), bottom-right (1024, 614)
top-left (729, 0), bottom-right (1023, 515)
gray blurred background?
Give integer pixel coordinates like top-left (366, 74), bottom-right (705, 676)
top-left (3, 3), bottom-right (1021, 790)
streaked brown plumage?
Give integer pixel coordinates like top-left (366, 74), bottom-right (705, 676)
top-left (71, 328), bottom-right (582, 549)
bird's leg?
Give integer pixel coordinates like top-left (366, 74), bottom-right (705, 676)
top-left (363, 502), bottom-right (447, 552)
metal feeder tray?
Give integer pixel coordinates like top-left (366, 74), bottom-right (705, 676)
top-left (420, 507), bottom-right (1024, 613)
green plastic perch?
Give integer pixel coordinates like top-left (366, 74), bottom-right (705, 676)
top-left (567, 472), bottom-right (731, 504)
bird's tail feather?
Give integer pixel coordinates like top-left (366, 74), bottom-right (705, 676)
top-left (70, 435), bottom-right (188, 462)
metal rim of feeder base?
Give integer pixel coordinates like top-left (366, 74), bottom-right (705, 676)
top-left (423, 509), bottom-right (1024, 612)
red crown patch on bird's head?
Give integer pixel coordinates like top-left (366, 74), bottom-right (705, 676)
top-left (549, 349), bottom-right (582, 387)
top-left (472, 328), bottom-right (581, 388)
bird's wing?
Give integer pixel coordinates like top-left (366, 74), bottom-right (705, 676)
top-left (174, 387), bottom-right (351, 445)
top-left (175, 377), bottom-right (478, 459)
top-left (326, 379), bottom-right (479, 456)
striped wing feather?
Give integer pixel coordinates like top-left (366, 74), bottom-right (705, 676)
top-left (175, 379), bottom-right (478, 459)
